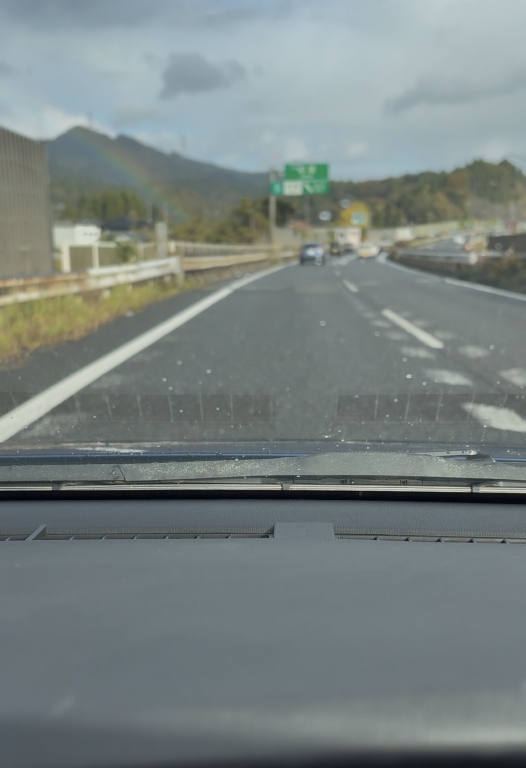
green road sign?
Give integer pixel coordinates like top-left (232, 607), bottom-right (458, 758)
top-left (302, 180), bottom-right (330, 195)
top-left (271, 179), bottom-right (331, 196)
top-left (284, 163), bottom-right (329, 181)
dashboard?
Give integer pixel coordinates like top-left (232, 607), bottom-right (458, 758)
top-left (1, 497), bottom-right (526, 767)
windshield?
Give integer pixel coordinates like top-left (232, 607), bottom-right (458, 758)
top-left (0, 0), bottom-right (525, 481)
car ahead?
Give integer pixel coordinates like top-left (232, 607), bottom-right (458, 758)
top-left (329, 242), bottom-right (341, 256)
top-left (299, 243), bottom-right (326, 265)
top-left (357, 243), bottom-right (380, 259)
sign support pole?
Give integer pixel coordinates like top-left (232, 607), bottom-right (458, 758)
top-left (269, 169), bottom-right (277, 246)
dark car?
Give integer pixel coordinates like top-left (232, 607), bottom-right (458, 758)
top-left (329, 241), bottom-right (341, 256)
top-left (299, 243), bottom-right (326, 265)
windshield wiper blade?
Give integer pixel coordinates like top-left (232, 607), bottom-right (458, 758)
top-left (1, 449), bottom-right (526, 485)
top-left (413, 450), bottom-right (494, 461)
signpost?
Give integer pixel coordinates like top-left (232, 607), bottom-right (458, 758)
top-left (269, 163), bottom-right (330, 234)
top-left (270, 178), bottom-right (331, 196)
top-left (285, 164), bottom-right (329, 182)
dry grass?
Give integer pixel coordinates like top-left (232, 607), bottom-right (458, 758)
top-left (0, 260), bottom-right (274, 364)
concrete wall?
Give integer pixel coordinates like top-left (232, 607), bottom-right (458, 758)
top-left (0, 125), bottom-right (53, 277)
top-left (68, 242), bottom-right (158, 272)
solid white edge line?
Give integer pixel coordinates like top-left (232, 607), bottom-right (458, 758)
top-left (444, 276), bottom-right (526, 302)
top-left (343, 279), bottom-right (359, 293)
top-left (381, 308), bottom-right (444, 349)
top-left (0, 263), bottom-right (289, 443)
top-left (378, 252), bottom-right (526, 303)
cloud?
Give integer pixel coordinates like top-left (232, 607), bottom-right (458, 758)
top-left (0, 0), bottom-right (294, 31)
top-left (0, 60), bottom-right (13, 76)
top-left (113, 104), bottom-right (162, 128)
top-left (386, 70), bottom-right (526, 115)
top-left (247, 101), bottom-right (267, 116)
top-left (345, 141), bottom-right (368, 159)
top-left (200, 1), bottom-right (295, 27)
top-left (0, 0), bottom-right (166, 28)
top-left (159, 53), bottom-right (246, 99)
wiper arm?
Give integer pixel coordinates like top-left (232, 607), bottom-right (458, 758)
top-left (413, 450), bottom-right (494, 462)
top-left (1, 449), bottom-right (526, 485)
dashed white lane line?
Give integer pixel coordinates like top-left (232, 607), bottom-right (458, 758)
top-left (426, 369), bottom-right (472, 386)
top-left (381, 309), bottom-right (444, 349)
top-left (401, 347), bottom-right (435, 359)
top-left (458, 345), bottom-right (490, 360)
top-left (500, 369), bottom-right (526, 387)
top-left (0, 263), bottom-right (289, 443)
top-left (343, 279), bottom-right (359, 293)
top-left (463, 403), bottom-right (526, 433)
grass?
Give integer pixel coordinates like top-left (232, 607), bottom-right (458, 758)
top-left (0, 259), bottom-right (276, 365)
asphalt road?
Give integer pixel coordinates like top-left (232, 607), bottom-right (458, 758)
top-left (2, 254), bottom-right (526, 451)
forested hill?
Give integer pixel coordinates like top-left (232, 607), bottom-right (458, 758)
top-left (47, 126), bottom-right (526, 228)
top-left (328, 160), bottom-right (526, 227)
top-left (47, 126), bottom-right (268, 222)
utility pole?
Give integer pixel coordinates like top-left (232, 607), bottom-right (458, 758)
top-left (304, 195), bottom-right (310, 226)
top-left (269, 168), bottom-right (277, 246)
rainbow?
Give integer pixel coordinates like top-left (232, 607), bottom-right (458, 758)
top-left (65, 127), bottom-right (189, 222)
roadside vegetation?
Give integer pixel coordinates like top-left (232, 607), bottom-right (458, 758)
top-left (0, 260), bottom-right (276, 365)
top-left (54, 159), bottom-right (526, 245)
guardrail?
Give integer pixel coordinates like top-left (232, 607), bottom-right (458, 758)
top-left (171, 241), bottom-right (268, 256)
top-left (184, 252), bottom-right (269, 272)
top-left (396, 249), bottom-right (515, 265)
top-left (0, 249), bottom-right (280, 307)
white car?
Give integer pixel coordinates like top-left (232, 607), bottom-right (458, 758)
top-left (357, 243), bottom-right (380, 259)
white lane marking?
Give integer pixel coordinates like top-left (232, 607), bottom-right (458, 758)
top-left (381, 309), bottom-right (444, 349)
top-left (426, 369), bottom-right (472, 386)
top-left (401, 347), bottom-right (435, 359)
top-left (377, 252), bottom-right (423, 277)
top-left (463, 403), bottom-right (526, 433)
top-left (385, 331), bottom-right (409, 341)
top-left (372, 320), bottom-right (391, 328)
top-left (343, 279), bottom-right (359, 293)
top-left (500, 369), bottom-right (526, 387)
top-left (458, 345), bottom-right (490, 360)
top-left (0, 264), bottom-right (289, 443)
top-left (445, 277), bottom-right (526, 303)
top-left (380, 252), bottom-right (526, 303)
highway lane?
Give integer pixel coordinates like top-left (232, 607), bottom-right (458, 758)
top-left (3, 255), bottom-right (526, 451)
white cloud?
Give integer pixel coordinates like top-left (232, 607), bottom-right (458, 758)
top-left (0, 0), bottom-right (526, 178)
top-left (345, 142), bottom-right (368, 159)
top-left (283, 137), bottom-right (308, 162)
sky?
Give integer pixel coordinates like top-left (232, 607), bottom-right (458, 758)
top-left (0, 0), bottom-right (525, 180)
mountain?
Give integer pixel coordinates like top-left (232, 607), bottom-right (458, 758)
top-left (47, 127), bottom-right (526, 229)
top-left (46, 127), bottom-right (268, 222)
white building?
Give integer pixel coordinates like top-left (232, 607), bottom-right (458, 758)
top-left (53, 222), bottom-right (101, 271)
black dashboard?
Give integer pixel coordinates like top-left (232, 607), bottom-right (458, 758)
top-left (2, 497), bottom-right (526, 767)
